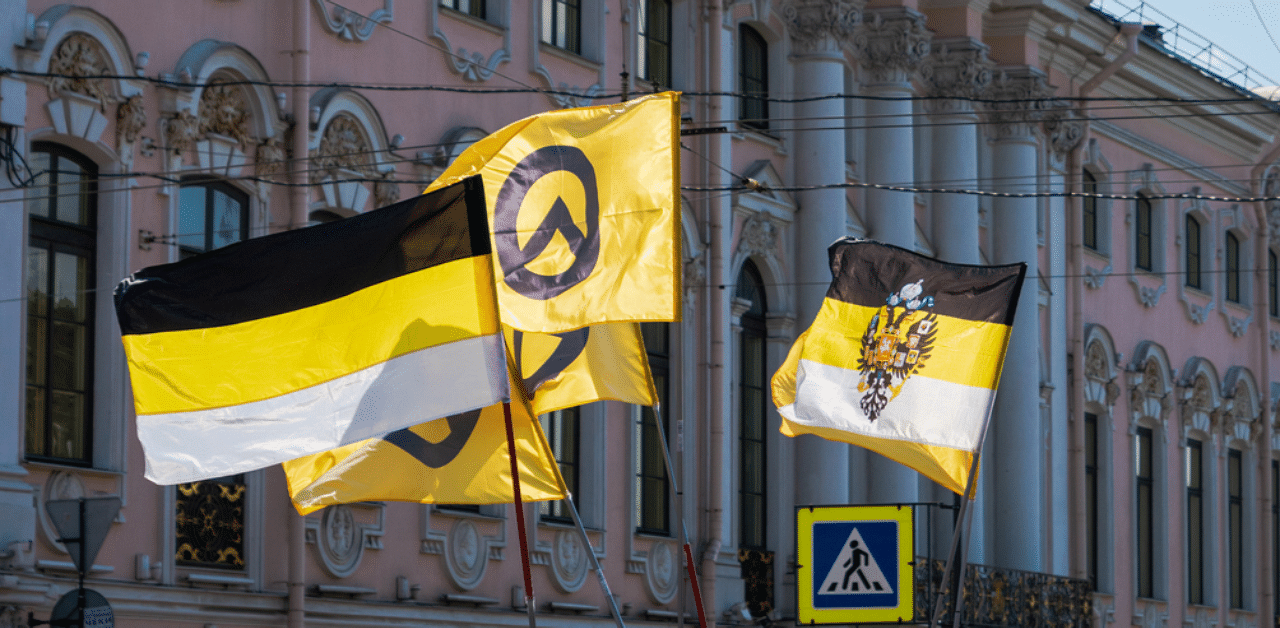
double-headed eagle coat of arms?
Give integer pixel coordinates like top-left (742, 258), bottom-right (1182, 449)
top-left (855, 279), bottom-right (938, 422)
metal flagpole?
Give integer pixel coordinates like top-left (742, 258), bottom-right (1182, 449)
top-left (653, 403), bottom-right (710, 628)
top-left (502, 401), bottom-right (538, 628)
top-left (565, 491), bottom-right (627, 628)
top-left (950, 484), bottom-right (979, 628)
top-left (928, 452), bottom-right (981, 628)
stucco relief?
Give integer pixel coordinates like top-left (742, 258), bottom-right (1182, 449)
top-left (645, 541), bottom-right (679, 604)
top-left (851, 7), bottom-right (930, 84)
top-left (374, 173), bottom-right (400, 209)
top-left (1271, 330), bottom-right (1280, 351)
top-left (47, 33), bottom-right (111, 106)
top-left (1132, 600), bottom-right (1167, 628)
top-left (548, 529), bottom-right (588, 593)
top-left (313, 113), bottom-right (373, 180)
top-left (305, 503), bottom-right (385, 579)
top-left (779, 0), bottom-right (862, 55)
top-left (313, 0), bottom-right (393, 42)
top-left (1265, 168), bottom-right (1280, 247)
top-left (40, 471), bottom-right (85, 555)
top-left (684, 253), bottom-right (707, 303)
top-left (445, 519), bottom-right (487, 590)
top-left (116, 95), bottom-right (146, 144)
top-left (1042, 100), bottom-right (1084, 159)
top-left (1185, 605), bottom-right (1216, 628)
top-left (197, 80), bottom-right (252, 148)
top-left (255, 137), bottom-right (286, 181)
top-left (1084, 340), bottom-right (1120, 409)
top-left (163, 110), bottom-right (199, 155)
top-left (1179, 374), bottom-right (1218, 444)
top-left (738, 212), bottom-right (780, 262)
top-left (1128, 355), bottom-right (1172, 434)
top-left (1084, 263), bottom-right (1112, 289)
top-left (919, 39), bottom-right (993, 113)
top-left (985, 68), bottom-right (1051, 140)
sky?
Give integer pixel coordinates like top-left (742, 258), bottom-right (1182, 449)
top-left (1091, 0), bottom-right (1280, 90)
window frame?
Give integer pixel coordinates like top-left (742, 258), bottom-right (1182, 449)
top-left (1135, 193), bottom-right (1154, 272)
top-left (737, 262), bottom-right (767, 551)
top-left (540, 0), bottom-right (581, 55)
top-left (177, 177), bottom-right (250, 260)
top-left (440, 0), bottom-right (486, 20)
top-left (637, 0), bottom-right (672, 89)
top-left (1085, 412), bottom-right (1099, 589)
top-left (1269, 248), bottom-right (1278, 318)
top-left (25, 142), bottom-right (98, 467)
top-left (1083, 169), bottom-right (1099, 252)
top-left (1136, 425), bottom-right (1155, 599)
top-left (539, 407), bottom-right (581, 525)
top-left (738, 24), bottom-right (769, 131)
top-left (634, 322), bottom-right (671, 536)
top-left (1228, 448), bottom-right (1244, 609)
top-left (1185, 213), bottom-right (1202, 290)
top-left (1225, 231), bottom-right (1241, 304)
top-left (1186, 438), bottom-right (1205, 605)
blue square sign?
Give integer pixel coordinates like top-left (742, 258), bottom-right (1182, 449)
top-left (797, 505), bottom-right (914, 624)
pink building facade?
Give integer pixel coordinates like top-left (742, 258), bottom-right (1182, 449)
top-left (2, 1), bottom-right (1280, 627)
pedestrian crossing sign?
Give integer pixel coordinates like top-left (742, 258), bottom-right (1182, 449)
top-left (796, 505), bottom-right (914, 624)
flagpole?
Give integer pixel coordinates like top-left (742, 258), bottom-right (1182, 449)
top-left (653, 403), bottom-right (710, 628)
top-left (565, 491), bottom-right (627, 628)
top-left (502, 401), bottom-right (538, 628)
top-left (928, 451), bottom-right (980, 628)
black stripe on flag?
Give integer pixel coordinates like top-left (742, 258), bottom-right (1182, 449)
top-left (115, 175), bottom-right (489, 336)
top-left (825, 238), bottom-right (1026, 325)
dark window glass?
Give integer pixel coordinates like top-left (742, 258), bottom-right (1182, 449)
top-left (540, 407), bottom-right (580, 524)
top-left (739, 25), bottom-right (768, 131)
top-left (26, 144), bottom-right (96, 466)
top-left (1083, 170), bottom-right (1098, 251)
top-left (1135, 194), bottom-right (1153, 271)
top-left (541, 0), bottom-right (581, 54)
top-left (737, 261), bottom-right (767, 549)
top-left (1226, 232), bottom-right (1241, 303)
top-left (1269, 249), bottom-right (1278, 317)
top-left (1229, 449), bottom-right (1243, 608)
top-left (638, 0), bottom-right (671, 88)
top-left (175, 475), bottom-right (246, 569)
top-left (1271, 460), bottom-right (1278, 618)
top-left (1187, 439), bottom-right (1204, 604)
top-left (1185, 214), bottom-right (1202, 290)
top-left (178, 178), bottom-right (249, 260)
top-left (635, 322), bottom-right (670, 535)
top-left (1085, 412), bottom-right (1099, 590)
top-left (1136, 426), bottom-right (1154, 598)
top-left (441, 0), bottom-right (485, 19)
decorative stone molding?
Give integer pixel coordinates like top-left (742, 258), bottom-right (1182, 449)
top-left (1042, 100), bottom-right (1085, 159)
top-left (985, 67), bottom-right (1052, 140)
top-left (46, 91), bottom-right (109, 144)
top-left (779, 0), bottom-right (863, 56)
top-left (645, 541), bottom-right (679, 604)
top-left (1265, 167), bottom-right (1280, 247)
top-left (304, 504), bottom-right (385, 579)
top-left (1184, 605), bottom-right (1216, 628)
top-left (919, 38), bottom-right (993, 114)
top-left (548, 529), bottom-right (588, 593)
top-left (163, 110), bottom-right (199, 155)
top-left (851, 7), bottom-right (930, 84)
top-left (116, 94), bottom-right (145, 144)
top-left (1179, 373), bottom-right (1219, 444)
top-left (197, 79), bottom-right (252, 148)
top-left (1084, 263), bottom-right (1111, 289)
top-left (683, 253), bottom-right (707, 303)
top-left (312, 113), bottom-right (374, 181)
top-left (1127, 345), bottom-right (1172, 434)
top-left (255, 137), bottom-right (286, 181)
top-left (1222, 368), bottom-right (1260, 446)
top-left (1131, 600), bottom-right (1167, 628)
top-left (738, 211), bottom-right (780, 260)
top-left (373, 172), bottom-right (400, 209)
top-left (1083, 338), bottom-right (1120, 410)
top-left (1271, 330), bottom-right (1280, 350)
top-left (313, 0), bottom-right (393, 43)
top-left (40, 471), bottom-right (85, 554)
top-left (47, 33), bottom-right (111, 106)
top-left (429, 2), bottom-right (510, 82)
top-left (445, 519), bottom-right (488, 590)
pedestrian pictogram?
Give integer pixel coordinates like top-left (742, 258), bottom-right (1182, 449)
top-left (796, 505), bottom-right (914, 625)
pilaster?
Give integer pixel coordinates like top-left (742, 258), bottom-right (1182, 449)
top-left (852, 6), bottom-right (931, 85)
top-left (779, 0), bottom-right (864, 58)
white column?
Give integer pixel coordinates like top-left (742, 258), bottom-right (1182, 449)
top-left (921, 38), bottom-right (993, 563)
top-left (987, 67), bottom-right (1050, 572)
top-left (856, 6), bottom-right (930, 506)
top-left (782, 0), bottom-right (861, 509)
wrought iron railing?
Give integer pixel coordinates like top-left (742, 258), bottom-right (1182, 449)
top-left (1090, 0), bottom-right (1279, 95)
top-left (914, 558), bottom-right (1092, 628)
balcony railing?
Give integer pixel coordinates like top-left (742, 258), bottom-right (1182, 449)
top-left (915, 558), bottom-right (1093, 628)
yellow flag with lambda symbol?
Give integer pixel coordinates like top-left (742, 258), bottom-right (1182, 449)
top-left (509, 322), bottom-right (658, 415)
top-left (425, 92), bottom-right (682, 333)
top-left (283, 372), bottom-right (566, 515)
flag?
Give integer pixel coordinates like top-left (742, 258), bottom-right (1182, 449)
top-left (425, 92), bottom-right (681, 333)
top-left (283, 374), bottom-right (566, 515)
top-left (772, 238), bottom-right (1026, 495)
top-left (508, 322), bottom-right (657, 415)
top-left (114, 177), bottom-right (508, 484)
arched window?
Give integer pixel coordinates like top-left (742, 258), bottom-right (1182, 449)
top-left (1084, 411), bottom-right (1099, 587)
top-left (635, 322), bottom-right (670, 535)
top-left (1083, 169), bottom-right (1098, 251)
top-left (1226, 231), bottom-right (1241, 303)
top-left (1136, 425), bottom-right (1155, 598)
top-left (737, 261), bottom-right (767, 550)
top-left (178, 178), bottom-right (249, 260)
top-left (26, 143), bottom-right (97, 465)
top-left (1269, 249), bottom-right (1278, 317)
top-left (1228, 447), bottom-right (1244, 608)
top-left (1186, 437), bottom-right (1205, 604)
top-left (1135, 193), bottom-right (1154, 271)
top-left (739, 25), bottom-right (768, 131)
top-left (1185, 214), bottom-right (1202, 290)
top-left (638, 0), bottom-right (671, 88)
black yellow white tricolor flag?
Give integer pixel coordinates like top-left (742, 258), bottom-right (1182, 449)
top-left (115, 177), bottom-right (508, 484)
top-left (772, 238), bottom-right (1026, 495)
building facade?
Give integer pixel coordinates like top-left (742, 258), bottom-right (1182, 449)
top-left (2, 0), bottom-right (1280, 627)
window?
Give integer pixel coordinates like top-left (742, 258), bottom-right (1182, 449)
top-left (1083, 170), bottom-right (1098, 251)
top-left (441, 0), bottom-right (485, 19)
top-left (1226, 232), bottom-right (1241, 303)
top-left (638, 0), bottom-right (671, 88)
top-left (540, 0), bottom-right (581, 54)
top-left (175, 474), bottom-right (247, 569)
top-left (739, 25), bottom-right (768, 131)
top-left (178, 178), bottom-right (249, 260)
top-left (737, 262), bottom-right (767, 549)
top-left (1186, 439), bottom-right (1204, 604)
top-left (1185, 214), bottom-right (1202, 290)
top-left (1229, 449), bottom-right (1243, 608)
top-left (26, 144), bottom-right (97, 465)
top-left (1136, 426), bottom-right (1154, 598)
top-left (1272, 460), bottom-right (1278, 618)
top-left (540, 407), bottom-right (580, 524)
top-left (1085, 413), bottom-right (1099, 589)
top-left (635, 322), bottom-right (669, 535)
top-left (1269, 249), bottom-right (1277, 317)
top-left (1135, 194), bottom-right (1153, 271)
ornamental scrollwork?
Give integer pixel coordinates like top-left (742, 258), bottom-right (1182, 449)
top-left (164, 110), bottom-right (200, 155)
top-left (779, 0), bottom-right (863, 55)
top-left (197, 79), bottom-right (253, 148)
top-left (255, 137), bottom-right (286, 181)
top-left (374, 172), bottom-right (401, 209)
top-left (1265, 168), bottom-right (1280, 247)
top-left (985, 68), bottom-right (1052, 140)
top-left (314, 0), bottom-right (393, 43)
top-left (851, 8), bottom-right (931, 84)
top-left (1042, 100), bottom-right (1085, 159)
top-left (116, 95), bottom-right (146, 145)
top-left (919, 39), bottom-right (994, 113)
top-left (47, 33), bottom-right (112, 107)
top-left (312, 113), bottom-right (374, 182)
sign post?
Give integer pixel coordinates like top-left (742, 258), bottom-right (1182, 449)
top-left (796, 505), bottom-right (915, 625)
top-left (29, 497), bottom-right (120, 628)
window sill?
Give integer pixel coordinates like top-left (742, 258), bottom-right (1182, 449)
top-left (732, 127), bottom-right (786, 153)
top-left (22, 460), bottom-right (122, 477)
top-left (635, 530), bottom-right (675, 540)
top-left (538, 42), bottom-right (601, 73)
top-left (1223, 299), bottom-right (1252, 314)
top-left (182, 571), bottom-right (254, 587)
top-left (440, 6), bottom-right (505, 34)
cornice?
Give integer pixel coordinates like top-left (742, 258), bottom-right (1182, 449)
top-left (1089, 118), bottom-right (1251, 197)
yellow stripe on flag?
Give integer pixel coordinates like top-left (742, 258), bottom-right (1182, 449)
top-left (507, 322), bottom-right (658, 416)
top-left (124, 256), bottom-right (498, 415)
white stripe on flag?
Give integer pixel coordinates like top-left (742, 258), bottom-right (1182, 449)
top-left (788, 358), bottom-right (992, 452)
top-left (138, 334), bottom-right (508, 484)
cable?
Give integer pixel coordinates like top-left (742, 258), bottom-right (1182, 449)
top-left (1251, 0), bottom-right (1280, 62)
top-left (682, 180), bottom-right (1280, 203)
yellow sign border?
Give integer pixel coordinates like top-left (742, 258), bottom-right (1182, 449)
top-left (796, 505), bottom-right (915, 625)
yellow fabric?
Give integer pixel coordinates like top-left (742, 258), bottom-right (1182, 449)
top-left (802, 299), bottom-right (1010, 390)
top-left (123, 256), bottom-right (499, 415)
top-left (425, 92), bottom-right (681, 333)
top-left (507, 322), bottom-right (658, 415)
top-left (283, 375), bottom-right (566, 514)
